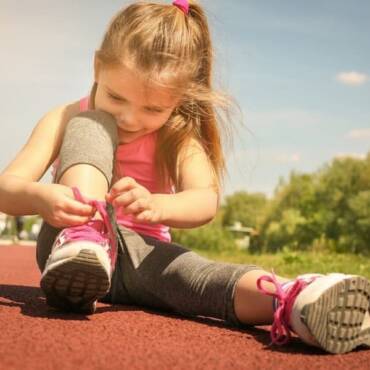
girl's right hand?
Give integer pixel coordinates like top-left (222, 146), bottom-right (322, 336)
top-left (34, 183), bottom-right (96, 228)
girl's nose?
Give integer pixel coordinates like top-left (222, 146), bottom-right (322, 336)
top-left (117, 107), bottom-right (134, 125)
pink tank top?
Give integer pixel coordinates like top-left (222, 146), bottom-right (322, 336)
top-left (52, 97), bottom-right (174, 242)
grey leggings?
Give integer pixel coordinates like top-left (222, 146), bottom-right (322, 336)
top-left (36, 110), bottom-right (262, 327)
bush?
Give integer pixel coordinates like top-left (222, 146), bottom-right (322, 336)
top-left (172, 224), bottom-right (237, 252)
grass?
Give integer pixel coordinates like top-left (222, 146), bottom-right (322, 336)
top-left (191, 247), bottom-right (370, 279)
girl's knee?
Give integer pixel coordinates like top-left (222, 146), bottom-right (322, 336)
top-left (56, 110), bottom-right (118, 184)
top-left (66, 110), bottom-right (118, 144)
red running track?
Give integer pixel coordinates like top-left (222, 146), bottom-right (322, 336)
top-left (0, 244), bottom-right (369, 370)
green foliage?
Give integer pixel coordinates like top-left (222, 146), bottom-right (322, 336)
top-left (172, 225), bottom-right (236, 252)
top-left (221, 191), bottom-right (268, 228)
top-left (259, 153), bottom-right (370, 254)
top-left (172, 212), bottom-right (237, 251)
top-left (263, 209), bottom-right (307, 252)
top-left (192, 248), bottom-right (370, 279)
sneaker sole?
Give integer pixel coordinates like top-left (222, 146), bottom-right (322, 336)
top-left (301, 276), bottom-right (370, 354)
top-left (40, 248), bottom-right (110, 314)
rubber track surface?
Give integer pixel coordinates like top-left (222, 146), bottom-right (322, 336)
top-left (0, 245), bottom-right (369, 370)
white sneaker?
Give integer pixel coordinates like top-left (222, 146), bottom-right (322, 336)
top-left (257, 272), bottom-right (370, 354)
top-left (40, 187), bottom-right (118, 314)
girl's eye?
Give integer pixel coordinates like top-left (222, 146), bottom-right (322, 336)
top-left (145, 108), bottom-right (163, 114)
top-left (108, 94), bottom-right (123, 102)
top-left (107, 93), bottom-right (163, 113)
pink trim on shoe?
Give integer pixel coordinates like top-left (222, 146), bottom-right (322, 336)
top-left (256, 270), bottom-right (319, 345)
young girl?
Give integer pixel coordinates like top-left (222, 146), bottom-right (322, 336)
top-left (0, 0), bottom-right (368, 355)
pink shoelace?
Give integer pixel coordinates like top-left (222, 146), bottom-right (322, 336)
top-left (256, 270), bottom-right (317, 346)
top-left (59, 187), bottom-right (117, 264)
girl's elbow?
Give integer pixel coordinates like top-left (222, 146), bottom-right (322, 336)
top-left (206, 192), bottom-right (219, 222)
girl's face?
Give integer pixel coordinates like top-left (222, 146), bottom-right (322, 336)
top-left (94, 62), bottom-right (180, 144)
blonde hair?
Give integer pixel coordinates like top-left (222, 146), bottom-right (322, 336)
top-left (90, 1), bottom-right (236, 194)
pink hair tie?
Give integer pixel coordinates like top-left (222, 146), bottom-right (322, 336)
top-left (172, 0), bottom-right (189, 15)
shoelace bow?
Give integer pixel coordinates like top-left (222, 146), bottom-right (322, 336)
top-left (61, 187), bottom-right (117, 251)
top-left (256, 270), bottom-right (316, 346)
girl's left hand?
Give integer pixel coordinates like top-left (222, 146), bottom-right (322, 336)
top-left (105, 177), bottom-right (163, 223)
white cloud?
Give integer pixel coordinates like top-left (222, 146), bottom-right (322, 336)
top-left (336, 71), bottom-right (369, 86)
top-left (347, 128), bottom-right (370, 140)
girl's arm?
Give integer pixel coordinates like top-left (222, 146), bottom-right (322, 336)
top-left (0, 102), bottom-right (80, 215)
top-left (153, 138), bottom-right (219, 228)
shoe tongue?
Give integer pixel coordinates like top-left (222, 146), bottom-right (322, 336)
top-left (87, 219), bottom-right (105, 233)
top-left (281, 274), bottom-right (324, 294)
top-left (272, 280), bottom-right (295, 312)
top-left (272, 275), bottom-right (323, 312)
top-left (296, 273), bottom-right (324, 280)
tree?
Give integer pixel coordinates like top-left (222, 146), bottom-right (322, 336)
top-left (222, 191), bottom-right (268, 228)
top-left (259, 172), bottom-right (318, 251)
top-left (316, 156), bottom-right (368, 252)
top-left (259, 153), bottom-right (370, 254)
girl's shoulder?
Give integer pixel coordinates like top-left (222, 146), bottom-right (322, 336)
top-left (62, 100), bottom-right (83, 119)
top-left (178, 136), bottom-right (206, 161)
top-left (26, 100), bottom-right (81, 151)
top-left (176, 135), bottom-right (218, 192)
top-left (38, 100), bottom-right (81, 141)
top-left (41, 100), bottom-right (81, 126)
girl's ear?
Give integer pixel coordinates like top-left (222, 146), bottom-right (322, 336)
top-left (94, 52), bottom-right (102, 82)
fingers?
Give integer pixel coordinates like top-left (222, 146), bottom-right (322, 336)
top-left (111, 187), bottom-right (150, 211)
top-left (120, 198), bottom-right (149, 214)
top-left (107, 177), bottom-right (137, 202)
top-left (134, 210), bottom-right (153, 223)
top-left (103, 178), bottom-right (155, 221)
top-left (110, 187), bottom-right (138, 207)
top-left (63, 197), bottom-right (96, 217)
top-left (48, 211), bottom-right (93, 228)
top-left (57, 212), bottom-right (94, 228)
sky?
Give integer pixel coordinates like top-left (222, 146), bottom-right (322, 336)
top-left (1, 0), bottom-right (369, 198)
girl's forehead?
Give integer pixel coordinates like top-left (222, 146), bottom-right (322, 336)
top-left (100, 64), bottom-right (180, 106)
